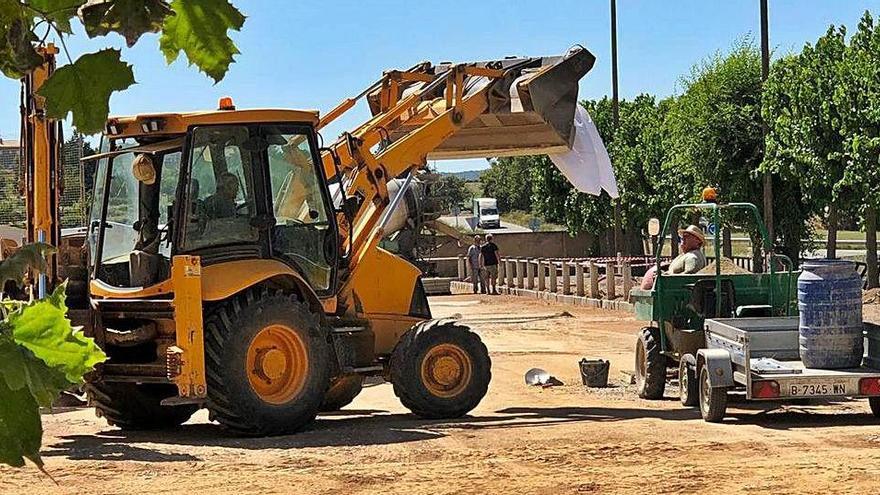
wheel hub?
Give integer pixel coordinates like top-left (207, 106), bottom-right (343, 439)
top-left (246, 324), bottom-right (309, 404)
top-left (420, 344), bottom-right (473, 398)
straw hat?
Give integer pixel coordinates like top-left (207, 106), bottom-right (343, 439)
top-left (678, 224), bottom-right (705, 244)
top-left (131, 154), bottom-right (156, 185)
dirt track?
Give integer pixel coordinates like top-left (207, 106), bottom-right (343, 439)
top-left (4, 295), bottom-right (880, 494)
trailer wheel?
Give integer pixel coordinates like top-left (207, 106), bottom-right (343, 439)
top-left (204, 288), bottom-right (331, 436)
top-left (391, 319), bottom-right (491, 419)
top-left (319, 374), bottom-right (364, 412)
top-left (869, 397), bottom-right (880, 418)
top-left (87, 382), bottom-right (197, 430)
top-left (678, 356), bottom-right (698, 407)
top-left (635, 326), bottom-right (665, 399)
top-left (699, 364), bottom-right (727, 422)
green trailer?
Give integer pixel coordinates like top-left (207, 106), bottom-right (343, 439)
top-left (628, 198), bottom-right (799, 403)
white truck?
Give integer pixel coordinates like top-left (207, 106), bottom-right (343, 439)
top-left (472, 197), bottom-right (500, 229)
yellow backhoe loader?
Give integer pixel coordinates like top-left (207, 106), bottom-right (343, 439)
top-left (59, 47), bottom-right (597, 435)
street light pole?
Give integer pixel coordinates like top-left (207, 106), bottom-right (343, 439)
top-left (760, 0), bottom-right (774, 247)
top-left (611, 0), bottom-right (623, 255)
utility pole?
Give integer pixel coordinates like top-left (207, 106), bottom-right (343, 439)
top-left (611, 0), bottom-right (623, 255)
top-left (760, 0), bottom-right (774, 246)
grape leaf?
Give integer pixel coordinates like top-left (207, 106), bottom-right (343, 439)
top-left (0, 377), bottom-right (43, 468)
top-left (81, 0), bottom-right (173, 47)
top-left (0, 15), bottom-right (43, 78)
top-left (0, 243), bottom-right (53, 288)
top-left (0, 335), bottom-right (71, 407)
top-left (159, 0), bottom-right (245, 83)
top-left (27, 0), bottom-right (85, 33)
top-left (37, 48), bottom-right (135, 134)
top-left (8, 284), bottom-right (106, 384)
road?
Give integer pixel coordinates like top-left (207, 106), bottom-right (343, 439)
top-left (437, 215), bottom-right (532, 234)
top-left (3, 296), bottom-right (880, 494)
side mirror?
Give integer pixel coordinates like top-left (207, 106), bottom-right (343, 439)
top-left (647, 218), bottom-right (661, 237)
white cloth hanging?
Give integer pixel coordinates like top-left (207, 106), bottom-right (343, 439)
top-left (549, 106), bottom-right (619, 198)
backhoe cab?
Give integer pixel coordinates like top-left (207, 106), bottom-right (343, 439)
top-left (83, 47), bottom-right (596, 435)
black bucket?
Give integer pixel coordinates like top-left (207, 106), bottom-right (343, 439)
top-left (579, 358), bottom-right (610, 388)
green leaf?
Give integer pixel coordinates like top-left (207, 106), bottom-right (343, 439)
top-left (81, 0), bottom-right (173, 47)
top-left (0, 243), bottom-right (53, 288)
top-left (28, 0), bottom-right (85, 33)
top-left (0, 13), bottom-right (43, 78)
top-left (37, 48), bottom-right (135, 134)
top-left (8, 284), bottom-right (106, 384)
top-left (0, 335), bottom-right (71, 407)
top-left (0, 377), bottom-right (43, 468)
top-left (159, 0), bottom-right (245, 82)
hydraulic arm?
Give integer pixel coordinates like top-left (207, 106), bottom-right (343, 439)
top-left (318, 48), bottom-right (595, 310)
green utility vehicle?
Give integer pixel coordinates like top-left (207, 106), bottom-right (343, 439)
top-left (628, 194), bottom-right (799, 404)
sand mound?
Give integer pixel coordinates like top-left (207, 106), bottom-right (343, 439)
top-left (696, 258), bottom-right (751, 275)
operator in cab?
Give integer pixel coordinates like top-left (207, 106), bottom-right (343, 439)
top-left (203, 172), bottom-right (239, 218)
top-left (640, 224), bottom-right (707, 289)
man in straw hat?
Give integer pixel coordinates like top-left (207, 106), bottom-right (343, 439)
top-left (669, 225), bottom-right (707, 274)
top-left (641, 224), bottom-right (707, 289)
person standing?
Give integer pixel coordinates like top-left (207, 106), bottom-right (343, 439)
top-left (467, 235), bottom-right (484, 294)
top-left (480, 233), bottom-right (500, 295)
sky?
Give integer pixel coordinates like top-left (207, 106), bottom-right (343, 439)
top-left (2, 0), bottom-right (880, 172)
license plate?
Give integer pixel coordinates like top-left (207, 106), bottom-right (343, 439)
top-left (787, 382), bottom-right (847, 397)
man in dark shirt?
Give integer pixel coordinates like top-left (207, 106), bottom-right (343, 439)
top-left (480, 233), bottom-right (500, 295)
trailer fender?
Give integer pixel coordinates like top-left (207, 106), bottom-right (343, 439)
top-left (696, 349), bottom-right (734, 388)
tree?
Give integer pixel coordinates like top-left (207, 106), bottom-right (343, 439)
top-left (763, 26), bottom-right (852, 260)
top-left (481, 157), bottom-right (533, 212)
top-left (1, 0), bottom-right (245, 134)
top-left (665, 42), bottom-right (766, 263)
top-left (836, 11), bottom-right (880, 287)
top-left (432, 175), bottom-right (470, 212)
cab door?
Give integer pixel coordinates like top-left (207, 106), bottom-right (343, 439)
top-left (260, 124), bottom-right (338, 297)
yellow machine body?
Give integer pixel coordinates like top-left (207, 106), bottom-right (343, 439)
top-left (82, 48), bottom-right (596, 404)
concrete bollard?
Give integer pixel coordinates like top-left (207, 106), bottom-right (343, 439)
top-left (506, 259), bottom-right (516, 288)
top-left (589, 261), bottom-right (599, 298)
top-left (605, 261), bottom-right (616, 299)
top-left (498, 260), bottom-right (506, 287)
top-left (457, 255), bottom-right (466, 281)
top-left (537, 259), bottom-right (546, 291)
top-left (562, 261), bottom-right (571, 295)
top-left (622, 261), bottom-right (632, 301)
top-left (548, 261), bottom-right (558, 293)
top-left (575, 262), bottom-right (585, 297)
top-left (515, 258), bottom-right (525, 288)
top-left (526, 259), bottom-right (535, 290)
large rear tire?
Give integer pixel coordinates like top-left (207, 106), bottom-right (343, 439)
top-left (869, 397), bottom-right (880, 418)
top-left (87, 382), bottom-right (197, 430)
top-left (391, 319), bottom-right (491, 419)
top-left (320, 375), bottom-right (364, 412)
top-left (204, 288), bottom-right (331, 436)
top-left (635, 326), bottom-right (666, 400)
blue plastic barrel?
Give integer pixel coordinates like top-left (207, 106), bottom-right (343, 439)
top-left (798, 260), bottom-right (863, 369)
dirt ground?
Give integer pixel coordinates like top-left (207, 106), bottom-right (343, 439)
top-left (5, 295), bottom-right (880, 495)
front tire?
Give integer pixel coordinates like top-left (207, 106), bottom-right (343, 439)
top-left (635, 326), bottom-right (666, 399)
top-left (391, 319), bottom-right (491, 419)
top-left (87, 382), bottom-right (197, 430)
top-left (204, 288), bottom-right (331, 436)
top-left (679, 355), bottom-right (698, 407)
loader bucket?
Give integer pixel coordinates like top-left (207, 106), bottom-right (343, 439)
top-left (428, 48), bottom-right (596, 160)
